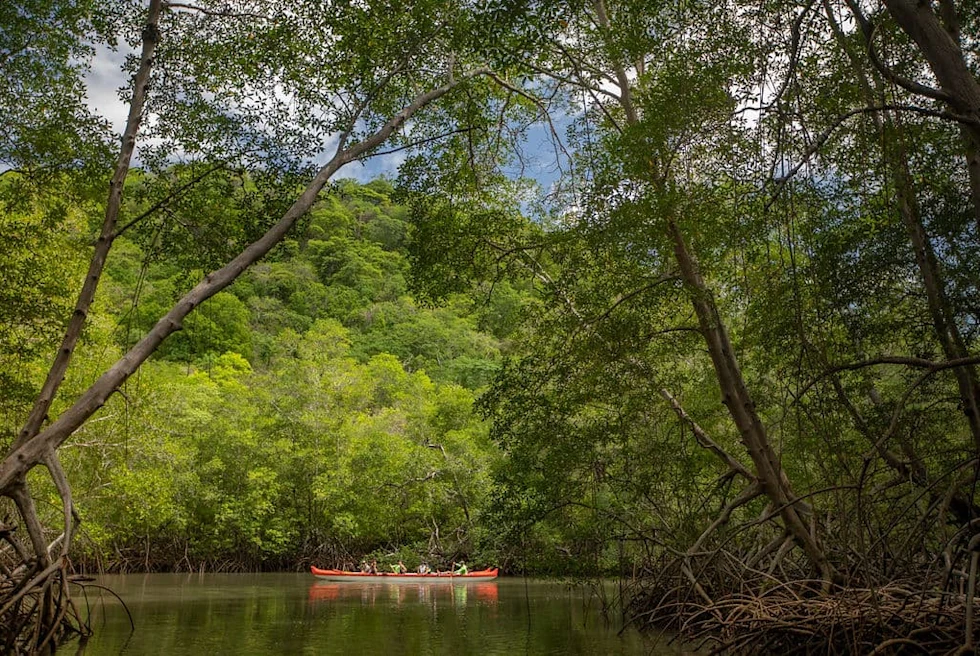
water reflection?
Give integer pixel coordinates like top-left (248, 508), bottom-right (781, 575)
top-left (308, 581), bottom-right (499, 607)
top-left (73, 574), bottom-right (679, 655)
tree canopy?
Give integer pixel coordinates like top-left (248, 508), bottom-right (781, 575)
top-left (3, 0), bottom-right (980, 653)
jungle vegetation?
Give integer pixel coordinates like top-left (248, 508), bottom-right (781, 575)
top-left (3, 174), bottom-right (510, 574)
top-left (2, 0), bottom-right (980, 653)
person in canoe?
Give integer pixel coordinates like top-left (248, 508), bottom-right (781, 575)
top-left (391, 560), bottom-right (407, 574)
top-left (359, 560), bottom-right (370, 573)
top-left (417, 562), bottom-right (430, 574)
top-left (452, 561), bottom-right (468, 575)
top-left (369, 559), bottom-right (379, 574)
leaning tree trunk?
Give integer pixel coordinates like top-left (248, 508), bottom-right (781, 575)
top-left (838, 0), bottom-right (980, 460)
top-left (0, 1), bottom-right (163, 650)
top-left (666, 219), bottom-right (836, 583)
top-left (0, 21), bottom-right (489, 649)
top-left (589, 0), bottom-right (834, 583)
top-left (881, 0), bottom-right (980, 459)
top-left (882, 0), bottom-right (980, 237)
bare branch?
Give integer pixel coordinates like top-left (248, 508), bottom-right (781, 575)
top-left (360, 126), bottom-right (481, 160)
top-left (377, 471), bottom-right (440, 491)
top-left (44, 453), bottom-right (73, 559)
top-left (688, 482), bottom-right (764, 555)
top-left (766, 104), bottom-right (974, 209)
top-left (8, 483), bottom-right (48, 571)
top-left (486, 73), bottom-right (575, 178)
top-left (581, 273), bottom-right (680, 329)
top-left (0, 561), bottom-right (61, 619)
top-left (660, 388), bottom-right (756, 482)
top-left (801, 354), bottom-right (980, 398)
top-left (114, 162), bottom-right (230, 238)
top-left (843, 0), bottom-right (954, 104)
top-left (163, 1), bottom-right (270, 20)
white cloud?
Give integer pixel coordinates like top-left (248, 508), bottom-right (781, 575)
top-left (83, 43), bottom-right (133, 137)
top-left (344, 151), bottom-right (408, 182)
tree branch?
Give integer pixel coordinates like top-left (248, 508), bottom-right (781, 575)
top-left (660, 388), bottom-right (756, 482)
top-left (44, 452), bottom-right (73, 559)
top-left (162, 1), bottom-right (270, 20)
top-left (0, 67), bottom-right (490, 494)
top-left (801, 354), bottom-right (980, 398)
top-left (113, 162), bottom-right (230, 239)
top-left (766, 104), bottom-right (973, 209)
top-left (843, 0), bottom-right (954, 104)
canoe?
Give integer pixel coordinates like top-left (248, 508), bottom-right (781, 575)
top-left (310, 566), bottom-right (499, 583)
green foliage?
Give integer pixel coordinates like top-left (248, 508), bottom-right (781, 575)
top-left (396, 0), bottom-right (980, 579)
top-left (9, 0), bottom-right (979, 589)
top-left (160, 292), bottom-right (253, 362)
top-left (23, 179), bottom-right (513, 569)
top-left (68, 320), bottom-right (493, 566)
top-left (0, 0), bottom-right (116, 177)
top-left (0, 177), bottom-right (93, 439)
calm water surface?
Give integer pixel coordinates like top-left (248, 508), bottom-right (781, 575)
top-left (71, 573), bottom-right (686, 655)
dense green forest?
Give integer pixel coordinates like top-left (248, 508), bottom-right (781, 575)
top-left (3, 174), bottom-right (517, 572)
top-left (3, 0), bottom-right (980, 653)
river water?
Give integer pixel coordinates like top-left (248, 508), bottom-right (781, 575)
top-left (71, 573), bottom-right (685, 655)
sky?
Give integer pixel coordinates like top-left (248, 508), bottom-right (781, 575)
top-left (83, 43), bottom-right (412, 182)
top-left (85, 44), bottom-right (131, 140)
top-left (82, 35), bottom-right (569, 193)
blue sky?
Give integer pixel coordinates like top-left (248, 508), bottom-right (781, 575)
top-left (84, 42), bottom-right (572, 195)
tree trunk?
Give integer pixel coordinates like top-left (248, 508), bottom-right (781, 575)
top-left (590, 0), bottom-right (835, 581)
top-left (11, 0), bottom-right (164, 455)
top-left (667, 219), bottom-right (835, 582)
top-left (1, 2), bottom-right (163, 650)
top-left (890, 133), bottom-right (980, 455)
top-left (883, 0), bottom-right (980, 233)
top-left (833, 0), bottom-right (980, 458)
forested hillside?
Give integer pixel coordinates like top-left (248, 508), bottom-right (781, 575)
top-left (2, 174), bottom-right (521, 571)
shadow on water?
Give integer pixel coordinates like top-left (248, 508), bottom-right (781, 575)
top-left (70, 573), bottom-right (689, 655)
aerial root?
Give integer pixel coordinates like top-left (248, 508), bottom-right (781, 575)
top-left (635, 577), bottom-right (980, 655)
top-left (0, 558), bottom-right (94, 654)
top-left (1, 501), bottom-right (94, 656)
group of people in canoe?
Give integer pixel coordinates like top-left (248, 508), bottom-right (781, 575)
top-left (358, 558), bottom-right (468, 575)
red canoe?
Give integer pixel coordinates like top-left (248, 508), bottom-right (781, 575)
top-left (310, 566), bottom-right (499, 583)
